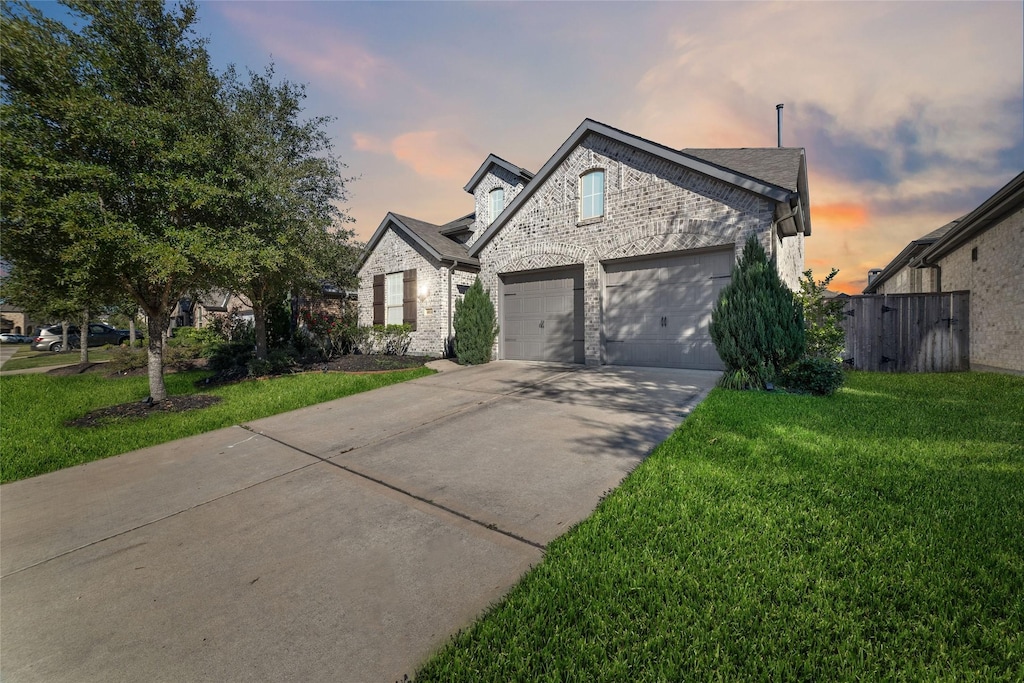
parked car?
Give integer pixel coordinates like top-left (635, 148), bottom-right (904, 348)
top-left (0, 333), bottom-right (33, 344)
top-left (31, 323), bottom-right (144, 352)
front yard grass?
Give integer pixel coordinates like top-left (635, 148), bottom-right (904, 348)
top-left (417, 371), bottom-right (1024, 681)
top-left (1, 346), bottom-right (118, 371)
top-left (0, 367), bottom-right (433, 483)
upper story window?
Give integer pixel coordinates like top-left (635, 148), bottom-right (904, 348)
top-left (580, 169), bottom-right (604, 220)
top-left (489, 187), bottom-right (504, 225)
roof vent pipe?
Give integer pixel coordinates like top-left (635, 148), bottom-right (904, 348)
top-left (776, 103), bottom-right (784, 147)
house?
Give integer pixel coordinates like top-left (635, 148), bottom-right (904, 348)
top-left (0, 304), bottom-right (39, 336)
top-left (863, 171), bottom-right (1023, 373)
top-left (358, 119), bottom-right (812, 370)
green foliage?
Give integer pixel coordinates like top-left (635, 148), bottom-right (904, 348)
top-left (710, 237), bottom-right (805, 389)
top-left (781, 357), bottom-right (845, 395)
top-left (167, 326), bottom-right (225, 359)
top-left (364, 325), bottom-right (412, 356)
top-left (453, 278), bottom-right (498, 365)
top-left (796, 268), bottom-right (847, 362)
top-left (107, 346), bottom-right (149, 374)
top-left (299, 304), bottom-right (361, 359)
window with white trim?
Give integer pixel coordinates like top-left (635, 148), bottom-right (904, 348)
top-left (580, 170), bottom-right (604, 220)
top-left (489, 187), bottom-right (504, 225)
top-left (385, 272), bottom-right (404, 325)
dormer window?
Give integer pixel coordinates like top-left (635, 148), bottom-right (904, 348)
top-left (489, 188), bottom-right (504, 225)
top-left (580, 169), bottom-right (604, 220)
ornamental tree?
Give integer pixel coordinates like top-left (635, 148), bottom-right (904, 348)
top-left (453, 278), bottom-right (498, 365)
top-left (709, 236), bottom-right (805, 389)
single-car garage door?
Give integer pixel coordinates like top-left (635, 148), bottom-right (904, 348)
top-left (604, 249), bottom-right (733, 370)
top-left (502, 268), bottom-right (584, 363)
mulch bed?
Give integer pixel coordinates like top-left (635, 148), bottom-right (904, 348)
top-left (57, 354), bottom-right (435, 427)
top-left (65, 394), bottom-right (223, 428)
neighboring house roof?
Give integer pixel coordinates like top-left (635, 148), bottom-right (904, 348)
top-left (359, 212), bottom-right (481, 268)
top-left (468, 119), bottom-right (810, 257)
top-left (914, 170), bottom-right (1024, 266)
top-left (0, 304), bottom-right (25, 313)
top-left (862, 219), bottom-right (961, 294)
top-left (463, 154), bottom-right (534, 194)
top-left (197, 289), bottom-right (233, 312)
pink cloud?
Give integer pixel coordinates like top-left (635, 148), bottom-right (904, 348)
top-left (353, 128), bottom-right (483, 182)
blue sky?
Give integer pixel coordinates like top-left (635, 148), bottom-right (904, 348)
top-left (35, 1), bottom-right (1024, 293)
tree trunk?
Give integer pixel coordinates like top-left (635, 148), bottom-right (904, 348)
top-left (129, 315), bottom-right (137, 346)
top-left (146, 311), bottom-right (169, 402)
top-left (253, 300), bottom-right (268, 361)
top-left (61, 320), bottom-right (69, 353)
top-left (79, 308), bottom-right (89, 364)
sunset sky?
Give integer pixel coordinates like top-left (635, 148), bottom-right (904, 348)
top-left (43, 1), bottom-right (1024, 293)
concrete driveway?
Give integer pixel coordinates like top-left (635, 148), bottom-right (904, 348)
top-left (0, 361), bottom-right (718, 682)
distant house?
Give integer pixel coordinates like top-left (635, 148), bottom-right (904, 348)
top-left (0, 304), bottom-right (39, 336)
top-left (357, 118), bottom-right (812, 369)
top-left (864, 171), bottom-right (1023, 373)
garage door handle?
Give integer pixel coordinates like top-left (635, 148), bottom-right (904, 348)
top-left (539, 320), bottom-right (545, 329)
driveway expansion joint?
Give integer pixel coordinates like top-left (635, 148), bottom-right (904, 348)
top-left (240, 425), bottom-right (546, 551)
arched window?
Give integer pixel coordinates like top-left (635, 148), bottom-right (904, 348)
top-left (489, 187), bottom-right (504, 225)
top-left (580, 170), bottom-right (604, 220)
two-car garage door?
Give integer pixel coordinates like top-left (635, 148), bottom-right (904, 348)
top-left (500, 248), bottom-right (732, 369)
top-left (604, 249), bottom-right (733, 370)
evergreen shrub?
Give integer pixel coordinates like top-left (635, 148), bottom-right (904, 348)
top-left (453, 278), bottom-right (498, 365)
top-left (782, 357), bottom-right (845, 395)
top-left (709, 236), bottom-right (805, 389)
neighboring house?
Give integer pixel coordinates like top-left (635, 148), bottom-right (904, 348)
top-left (862, 219), bottom-right (961, 294)
top-left (864, 171), bottom-right (1023, 373)
top-left (0, 304), bottom-right (39, 336)
top-left (358, 119), bottom-right (812, 369)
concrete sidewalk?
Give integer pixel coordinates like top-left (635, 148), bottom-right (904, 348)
top-left (0, 361), bottom-right (718, 682)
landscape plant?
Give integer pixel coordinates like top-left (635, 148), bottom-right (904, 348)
top-left (453, 278), bottom-right (498, 365)
top-left (796, 268), bottom-right (847, 362)
top-left (709, 236), bottom-right (805, 389)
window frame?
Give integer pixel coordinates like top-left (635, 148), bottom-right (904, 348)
top-left (385, 272), bottom-right (404, 326)
top-left (580, 169), bottom-right (605, 221)
top-left (488, 187), bottom-right (504, 225)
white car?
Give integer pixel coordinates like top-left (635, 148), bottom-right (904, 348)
top-left (0, 333), bottom-right (32, 344)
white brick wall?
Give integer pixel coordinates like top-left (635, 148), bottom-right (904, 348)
top-left (468, 167), bottom-right (527, 248)
top-left (475, 133), bottom-right (798, 364)
top-left (937, 207), bottom-right (1024, 372)
top-left (357, 228), bottom-right (479, 356)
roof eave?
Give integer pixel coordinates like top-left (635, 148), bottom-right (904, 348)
top-left (463, 154), bottom-right (533, 194)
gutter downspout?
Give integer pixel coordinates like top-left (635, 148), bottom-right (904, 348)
top-left (446, 260), bottom-right (457, 356)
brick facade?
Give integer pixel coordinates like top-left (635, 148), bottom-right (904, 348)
top-left (936, 206), bottom-right (1024, 372)
top-left (873, 264), bottom-right (940, 294)
top-left (468, 166), bottom-right (527, 248)
top-left (475, 133), bottom-right (796, 364)
top-left (357, 229), bottom-right (478, 356)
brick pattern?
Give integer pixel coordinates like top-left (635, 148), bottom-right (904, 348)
top-left (475, 133), bottom-right (794, 364)
top-left (937, 207), bottom-right (1024, 372)
top-left (875, 265), bottom-right (940, 294)
top-left (357, 228), bottom-right (478, 356)
top-left (468, 167), bottom-right (527, 248)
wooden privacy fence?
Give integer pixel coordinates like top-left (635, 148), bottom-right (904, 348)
top-left (840, 291), bottom-right (970, 372)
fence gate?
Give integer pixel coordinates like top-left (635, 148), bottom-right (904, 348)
top-left (841, 291), bottom-right (970, 372)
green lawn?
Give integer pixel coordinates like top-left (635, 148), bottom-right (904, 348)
top-left (0, 367), bottom-right (433, 483)
top-left (1, 345), bottom-right (118, 371)
top-left (417, 372), bottom-right (1024, 681)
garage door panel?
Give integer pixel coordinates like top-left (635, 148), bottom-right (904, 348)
top-left (604, 250), bottom-right (732, 371)
top-left (503, 268), bottom-right (584, 363)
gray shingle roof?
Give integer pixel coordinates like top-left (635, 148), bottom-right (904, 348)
top-left (681, 148), bottom-right (803, 192)
top-left (388, 213), bottom-right (477, 264)
top-left (439, 212), bottom-right (475, 236)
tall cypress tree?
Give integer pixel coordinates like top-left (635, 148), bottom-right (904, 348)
top-left (710, 236), bottom-right (805, 389)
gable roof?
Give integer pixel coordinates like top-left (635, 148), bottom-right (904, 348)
top-left (439, 212), bottom-right (476, 236)
top-left (359, 212), bottom-right (480, 268)
top-left (463, 154), bottom-right (534, 194)
top-left (862, 218), bottom-right (961, 294)
top-left (915, 170), bottom-right (1024, 266)
top-left (682, 148), bottom-right (803, 192)
top-left (468, 119), bottom-right (807, 257)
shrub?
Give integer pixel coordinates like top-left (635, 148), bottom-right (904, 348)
top-left (207, 341), bottom-right (253, 373)
top-left (709, 236), bottom-right (805, 389)
top-left (453, 278), bottom-right (498, 365)
top-left (107, 346), bottom-right (147, 374)
top-left (782, 357), bottom-right (845, 396)
top-left (167, 326), bottom-right (225, 359)
top-left (363, 325), bottom-right (412, 355)
top-left (299, 305), bottom-right (363, 360)
top-left (796, 268), bottom-right (847, 362)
